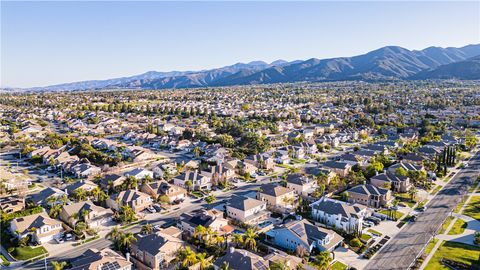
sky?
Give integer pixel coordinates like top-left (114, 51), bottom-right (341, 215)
top-left (1, 1), bottom-right (479, 88)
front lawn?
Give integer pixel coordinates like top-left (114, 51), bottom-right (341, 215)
top-left (395, 193), bottom-right (416, 208)
top-left (360, 233), bottom-right (372, 242)
top-left (463, 196), bottom-right (480, 221)
top-left (431, 185), bottom-right (442, 195)
top-left (425, 241), bottom-right (480, 270)
top-left (11, 246), bottom-right (48, 261)
top-left (448, 219), bottom-right (467, 235)
top-left (331, 261), bottom-right (347, 270)
top-left (378, 209), bottom-right (403, 220)
top-left (424, 238), bottom-right (438, 255)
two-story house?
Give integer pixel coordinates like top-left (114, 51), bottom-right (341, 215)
top-left (173, 170), bottom-right (212, 191)
top-left (286, 174), bottom-right (318, 197)
top-left (106, 190), bottom-right (153, 213)
top-left (311, 197), bottom-right (367, 234)
top-left (346, 184), bottom-right (392, 208)
top-left (130, 231), bottom-right (184, 270)
top-left (226, 196), bottom-right (270, 225)
top-left (141, 181), bottom-right (187, 203)
top-left (256, 184), bottom-right (297, 213)
top-left (10, 212), bottom-right (64, 244)
top-left (59, 200), bottom-right (113, 228)
top-left (370, 171), bottom-right (411, 192)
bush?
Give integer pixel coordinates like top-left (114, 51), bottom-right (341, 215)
top-left (350, 238), bottom-right (362, 248)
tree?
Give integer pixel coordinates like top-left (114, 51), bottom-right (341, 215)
top-left (193, 146), bottom-right (202, 158)
top-left (90, 187), bottom-right (100, 201)
top-left (312, 251), bottom-right (332, 270)
top-left (194, 225), bottom-right (207, 243)
top-left (119, 232), bottom-right (136, 252)
top-left (185, 180), bottom-right (193, 192)
top-left (118, 205), bottom-right (136, 224)
top-left (75, 221), bottom-right (87, 236)
top-left (196, 252), bottom-right (211, 270)
top-left (465, 136), bottom-right (478, 150)
top-left (158, 195), bottom-right (170, 204)
top-left (141, 223), bottom-right (153, 235)
top-left (341, 191), bottom-right (349, 202)
top-left (220, 262), bottom-right (230, 270)
top-left (50, 261), bottom-right (67, 270)
top-left (178, 246), bottom-right (198, 267)
top-left (232, 233), bottom-right (244, 248)
top-left (243, 228), bottom-right (257, 251)
top-left (106, 226), bottom-right (121, 241)
top-left (349, 238), bottom-right (362, 248)
top-left (408, 186), bottom-right (417, 201)
top-left (271, 260), bottom-right (291, 270)
top-left (395, 167), bottom-right (408, 177)
top-left (205, 194), bottom-right (216, 207)
top-left (49, 204), bottom-right (62, 218)
top-left (73, 188), bottom-right (87, 202)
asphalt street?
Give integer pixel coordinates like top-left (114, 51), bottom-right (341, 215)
top-left (365, 151), bottom-right (480, 270)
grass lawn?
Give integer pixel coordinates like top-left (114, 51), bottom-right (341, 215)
top-left (424, 241), bottom-right (480, 270)
top-left (378, 209), bottom-right (403, 220)
top-left (439, 216), bottom-right (454, 234)
top-left (367, 229), bottom-right (382, 236)
top-left (468, 178), bottom-right (480, 193)
top-left (463, 196), bottom-right (480, 221)
top-left (448, 219), bottom-right (467, 235)
top-left (11, 246), bottom-right (48, 260)
top-left (431, 185), bottom-right (442, 195)
top-left (395, 193), bottom-right (416, 208)
top-left (424, 238), bottom-right (438, 255)
top-left (331, 261), bottom-right (347, 270)
top-left (360, 234), bottom-right (372, 242)
top-left (190, 191), bottom-right (203, 198)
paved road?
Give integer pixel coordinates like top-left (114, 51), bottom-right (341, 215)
top-left (15, 179), bottom-right (269, 270)
top-left (365, 151), bottom-right (480, 270)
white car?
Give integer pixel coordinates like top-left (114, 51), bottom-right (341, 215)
top-left (147, 206), bottom-right (156, 213)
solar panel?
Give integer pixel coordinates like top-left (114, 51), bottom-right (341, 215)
top-left (254, 261), bottom-right (268, 270)
top-left (101, 261), bottom-right (121, 270)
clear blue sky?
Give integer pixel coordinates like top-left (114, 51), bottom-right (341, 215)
top-left (1, 1), bottom-right (479, 88)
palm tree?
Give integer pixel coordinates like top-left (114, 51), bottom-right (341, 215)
top-left (75, 221), bottom-right (87, 235)
top-left (312, 251), bottom-right (332, 270)
top-left (220, 262), bottom-right (230, 270)
top-left (196, 252), bottom-right (211, 270)
top-left (73, 188), bottom-right (87, 201)
top-left (409, 186), bottom-right (418, 201)
top-left (194, 225), bottom-right (207, 242)
top-left (119, 232), bottom-right (136, 252)
top-left (81, 209), bottom-right (90, 222)
top-left (185, 180), bottom-right (193, 192)
top-left (270, 260), bottom-right (291, 270)
top-left (193, 146), bottom-right (201, 158)
top-left (90, 187), bottom-right (100, 201)
top-left (50, 261), bottom-right (67, 270)
top-left (141, 223), bottom-right (153, 235)
top-left (232, 233), bottom-right (244, 248)
top-left (45, 195), bottom-right (57, 206)
top-left (106, 226), bottom-right (121, 241)
top-left (49, 204), bottom-right (62, 218)
top-left (243, 228), bottom-right (257, 251)
top-left (178, 246), bottom-right (198, 267)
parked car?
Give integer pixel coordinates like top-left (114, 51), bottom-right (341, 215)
top-left (147, 206), bottom-right (156, 213)
top-left (367, 216), bottom-right (381, 225)
top-left (153, 204), bottom-right (162, 212)
top-left (55, 237), bottom-right (64, 244)
top-left (417, 206), bottom-right (427, 212)
top-left (161, 219), bottom-right (176, 229)
top-left (65, 233), bottom-right (74, 241)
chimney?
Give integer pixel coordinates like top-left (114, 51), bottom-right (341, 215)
top-left (64, 189), bottom-right (68, 196)
top-left (229, 247), bottom-right (235, 254)
top-left (126, 252), bottom-right (130, 262)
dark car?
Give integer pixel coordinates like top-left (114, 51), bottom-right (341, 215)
top-left (153, 204), bottom-right (162, 212)
top-left (161, 219), bottom-right (176, 229)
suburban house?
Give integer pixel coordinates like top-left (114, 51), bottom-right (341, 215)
top-left (70, 248), bottom-right (132, 270)
top-left (370, 171), bottom-right (411, 192)
top-left (70, 163), bottom-right (102, 179)
top-left (59, 200), bottom-right (113, 228)
top-left (256, 184), bottom-right (297, 212)
top-left (214, 248), bottom-right (269, 270)
top-left (141, 181), bottom-right (187, 203)
top-left (27, 187), bottom-right (68, 207)
top-left (65, 180), bottom-right (99, 196)
top-left (346, 184), bottom-right (392, 208)
top-left (10, 212), bottom-right (64, 244)
top-left (100, 174), bottom-right (127, 190)
top-left (321, 161), bottom-right (352, 177)
top-left (0, 196), bottom-right (25, 213)
top-left (124, 168), bottom-right (154, 180)
top-left (311, 197), bottom-right (367, 234)
top-left (173, 170), bottom-right (212, 191)
top-left (106, 190), bottom-right (153, 213)
top-left (286, 174), bottom-right (318, 196)
top-left (226, 196), bottom-right (270, 225)
top-left (130, 231), bottom-right (184, 270)
top-left (209, 165), bottom-right (235, 186)
top-left (387, 162), bottom-right (424, 174)
top-left (178, 209), bottom-right (233, 236)
top-left (244, 154), bottom-right (275, 170)
top-left (274, 150), bottom-right (291, 165)
top-left (265, 219), bottom-right (343, 253)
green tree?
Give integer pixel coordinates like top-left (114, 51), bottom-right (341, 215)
top-left (50, 261), bottom-right (67, 270)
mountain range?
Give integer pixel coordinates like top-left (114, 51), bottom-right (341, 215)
top-left (22, 44), bottom-right (480, 91)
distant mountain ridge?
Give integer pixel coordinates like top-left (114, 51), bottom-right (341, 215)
top-left (23, 44), bottom-right (480, 91)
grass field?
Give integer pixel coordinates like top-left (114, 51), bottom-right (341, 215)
top-left (11, 246), bottom-right (48, 261)
top-left (447, 219), bottom-right (467, 235)
top-left (361, 233), bottom-right (372, 242)
top-left (463, 196), bottom-right (480, 221)
top-left (424, 241), bottom-right (480, 270)
top-left (431, 185), bottom-right (442, 195)
top-left (331, 261), bottom-right (348, 270)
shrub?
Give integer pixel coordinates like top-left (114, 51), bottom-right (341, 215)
top-left (350, 238), bottom-right (362, 248)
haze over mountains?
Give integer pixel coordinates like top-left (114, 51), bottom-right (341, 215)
top-left (21, 44), bottom-right (480, 91)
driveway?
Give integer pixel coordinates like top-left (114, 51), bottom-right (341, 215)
top-left (334, 246), bottom-right (369, 270)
